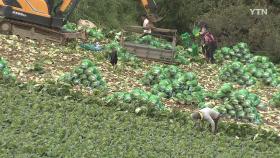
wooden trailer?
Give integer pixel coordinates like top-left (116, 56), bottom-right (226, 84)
top-left (120, 26), bottom-right (177, 63)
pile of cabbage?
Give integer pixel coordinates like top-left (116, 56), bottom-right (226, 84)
top-left (142, 65), bottom-right (205, 104)
top-left (60, 59), bottom-right (106, 89)
top-left (215, 42), bottom-right (253, 63)
top-left (62, 22), bottom-right (104, 41)
top-left (215, 42), bottom-right (279, 86)
top-left (106, 88), bottom-right (165, 111)
top-left (175, 46), bottom-right (188, 64)
top-left (219, 56), bottom-right (280, 87)
top-left (219, 61), bottom-right (256, 86)
top-left (0, 58), bottom-right (16, 82)
top-left (213, 83), bottom-right (235, 99)
top-left (175, 44), bottom-right (199, 65)
top-left (62, 22), bottom-right (78, 32)
top-left (269, 92), bottom-right (280, 108)
top-left (213, 83), bottom-right (263, 123)
top-left (87, 28), bottom-right (105, 41)
top-left (135, 35), bottom-right (173, 50)
top-left (245, 56), bottom-right (280, 86)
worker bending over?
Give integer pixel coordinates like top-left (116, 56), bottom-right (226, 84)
top-left (191, 107), bottom-right (221, 133)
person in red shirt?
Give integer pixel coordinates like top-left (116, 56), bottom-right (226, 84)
top-left (199, 22), bottom-right (217, 64)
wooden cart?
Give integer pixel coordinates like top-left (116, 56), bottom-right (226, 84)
top-left (120, 26), bottom-right (177, 63)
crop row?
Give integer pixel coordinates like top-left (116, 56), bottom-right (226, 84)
top-left (0, 82), bottom-right (279, 157)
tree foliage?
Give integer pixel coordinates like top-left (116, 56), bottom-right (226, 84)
top-left (70, 0), bottom-right (139, 28)
top-left (70, 0), bottom-right (280, 62)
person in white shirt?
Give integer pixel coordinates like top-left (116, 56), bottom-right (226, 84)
top-left (143, 16), bottom-right (152, 33)
top-left (140, 15), bottom-right (153, 37)
top-left (191, 107), bottom-right (221, 133)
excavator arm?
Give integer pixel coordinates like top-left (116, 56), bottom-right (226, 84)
top-left (59, 0), bottom-right (73, 12)
top-left (140, 0), bottom-right (162, 22)
top-left (53, 0), bottom-right (79, 20)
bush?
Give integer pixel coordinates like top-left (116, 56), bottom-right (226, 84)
top-left (70, 0), bottom-right (138, 28)
top-left (68, 1), bottom-right (280, 62)
top-left (199, 4), bottom-right (280, 62)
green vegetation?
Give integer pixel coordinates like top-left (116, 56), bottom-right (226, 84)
top-left (214, 87), bottom-right (262, 123)
top-left (217, 43), bottom-right (280, 87)
top-left (219, 61), bottom-right (256, 86)
top-left (134, 35), bottom-right (173, 50)
top-left (106, 88), bottom-right (166, 111)
top-left (142, 65), bottom-right (205, 105)
top-left (177, 45), bottom-right (199, 63)
top-left (59, 59), bottom-right (106, 89)
top-left (62, 22), bottom-right (78, 32)
top-left (1, 2), bottom-right (280, 155)
top-left (215, 42), bottom-right (253, 64)
top-left (105, 41), bottom-right (141, 68)
top-left (70, 0), bottom-right (280, 62)
top-left (269, 92), bottom-right (280, 108)
top-left (0, 83), bottom-right (279, 157)
top-left (71, 0), bottom-right (138, 28)
top-left (0, 58), bottom-right (15, 82)
top-left (246, 56), bottom-right (280, 86)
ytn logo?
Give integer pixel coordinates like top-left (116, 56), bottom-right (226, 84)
top-left (250, 9), bottom-right (268, 15)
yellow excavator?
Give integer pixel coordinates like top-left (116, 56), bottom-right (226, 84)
top-left (0, 0), bottom-right (85, 43)
top-left (140, 0), bottom-right (163, 23)
top-left (0, 0), bottom-right (162, 43)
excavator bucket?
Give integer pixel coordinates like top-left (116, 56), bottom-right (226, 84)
top-left (147, 14), bottom-right (163, 23)
top-left (141, 0), bottom-right (163, 23)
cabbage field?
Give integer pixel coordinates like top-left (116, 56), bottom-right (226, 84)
top-left (0, 23), bottom-right (279, 157)
top-left (0, 83), bottom-right (279, 157)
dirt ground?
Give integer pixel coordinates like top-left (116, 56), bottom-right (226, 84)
top-left (0, 35), bottom-right (279, 134)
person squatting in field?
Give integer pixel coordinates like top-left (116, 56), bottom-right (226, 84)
top-left (191, 107), bottom-right (221, 133)
top-left (199, 22), bottom-right (217, 64)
